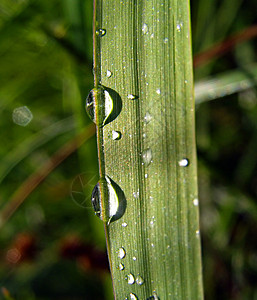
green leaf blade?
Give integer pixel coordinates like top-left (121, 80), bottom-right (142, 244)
top-left (93, 1), bottom-right (203, 299)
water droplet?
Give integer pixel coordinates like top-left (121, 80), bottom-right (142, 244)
top-left (91, 176), bottom-right (126, 224)
top-left (12, 106), bottom-right (33, 127)
top-left (117, 247), bottom-right (126, 259)
top-left (156, 88), bottom-right (161, 94)
top-left (133, 191), bottom-right (139, 199)
top-left (127, 94), bottom-right (138, 100)
top-left (86, 86), bottom-right (122, 127)
top-left (145, 174), bottom-right (148, 179)
top-left (129, 293), bottom-right (138, 300)
top-left (136, 275), bottom-right (144, 285)
top-left (164, 37), bottom-right (168, 43)
top-left (96, 28), bottom-right (106, 36)
top-left (142, 148), bottom-right (152, 166)
top-left (106, 70), bottom-right (112, 78)
top-left (178, 158), bottom-right (189, 167)
top-left (118, 263), bottom-right (125, 270)
top-left (142, 23), bottom-right (149, 34)
top-left (193, 198), bottom-right (199, 206)
top-left (132, 256), bottom-right (137, 261)
top-left (196, 230), bottom-right (200, 237)
top-left (111, 130), bottom-right (122, 140)
top-left (122, 222), bottom-right (128, 227)
top-left (176, 24), bottom-right (181, 32)
top-left (126, 273), bottom-right (135, 285)
top-left (143, 112), bottom-right (152, 124)
top-left (150, 33), bottom-right (154, 38)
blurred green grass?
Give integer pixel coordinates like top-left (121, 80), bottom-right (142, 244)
top-left (0, 0), bottom-right (257, 299)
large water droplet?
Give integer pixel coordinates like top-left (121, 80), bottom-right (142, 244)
top-left (12, 106), bottom-right (33, 127)
top-left (117, 247), bottom-right (126, 259)
top-left (136, 275), bottom-right (144, 285)
top-left (86, 86), bottom-right (122, 127)
top-left (126, 273), bottom-right (135, 285)
top-left (142, 148), bottom-right (152, 166)
top-left (178, 158), bottom-right (189, 167)
top-left (91, 176), bottom-right (126, 224)
top-left (96, 28), bottom-right (106, 36)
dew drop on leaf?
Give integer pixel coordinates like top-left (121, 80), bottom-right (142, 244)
top-left (142, 148), bottom-right (152, 166)
top-left (117, 247), bottom-right (126, 259)
top-left (136, 274), bottom-right (144, 285)
top-left (111, 130), bottom-right (122, 140)
top-left (127, 94), bottom-right (138, 100)
top-left (106, 70), bottom-right (112, 78)
top-left (126, 273), bottom-right (135, 285)
top-left (96, 28), bottom-right (106, 36)
top-left (86, 86), bottom-right (122, 127)
top-left (143, 112), bottom-right (152, 124)
top-left (129, 293), bottom-right (138, 300)
top-left (118, 263), bottom-right (125, 270)
top-left (178, 158), bottom-right (189, 167)
top-left (142, 23), bottom-right (149, 34)
top-left (91, 176), bottom-right (126, 224)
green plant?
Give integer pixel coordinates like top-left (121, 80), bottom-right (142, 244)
top-left (90, 0), bottom-right (203, 299)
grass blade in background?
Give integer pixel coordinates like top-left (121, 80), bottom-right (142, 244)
top-left (91, 0), bottom-right (203, 299)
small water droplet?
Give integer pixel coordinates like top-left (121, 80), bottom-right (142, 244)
top-left (126, 273), bottom-right (135, 285)
top-left (129, 293), bottom-right (138, 300)
top-left (142, 148), bottom-right (152, 166)
top-left (142, 23), bottom-right (149, 34)
top-left (196, 230), bottom-right (200, 237)
top-left (12, 106), bottom-right (33, 127)
top-left (91, 176), bottom-right (126, 224)
top-left (118, 263), bottom-right (125, 270)
top-left (178, 158), bottom-right (189, 167)
top-left (136, 275), bottom-right (144, 285)
top-left (133, 191), bottom-right (139, 199)
top-left (143, 112), bottom-right (152, 124)
top-left (96, 28), bottom-right (106, 36)
top-left (127, 94), bottom-right (138, 100)
top-left (106, 70), bottom-right (112, 78)
top-left (111, 130), bottom-right (122, 140)
top-left (176, 24), bottom-right (181, 32)
top-left (156, 88), bottom-right (161, 94)
top-left (150, 33), bottom-right (154, 38)
top-left (145, 174), bottom-right (148, 179)
top-left (122, 222), bottom-right (128, 227)
top-left (86, 86), bottom-right (122, 127)
top-left (185, 80), bottom-right (188, 84)
top-left (132, 256), bottom-right (137, 261)
top-left (164, 37), bottom-right (168, 43)
top-left (193, 198), bottom-right (199, 206)
top-left (117, 247), bottom-right (126, 259)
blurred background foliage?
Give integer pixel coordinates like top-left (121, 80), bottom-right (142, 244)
top-left (0, 0), bottom-right (257, 299)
